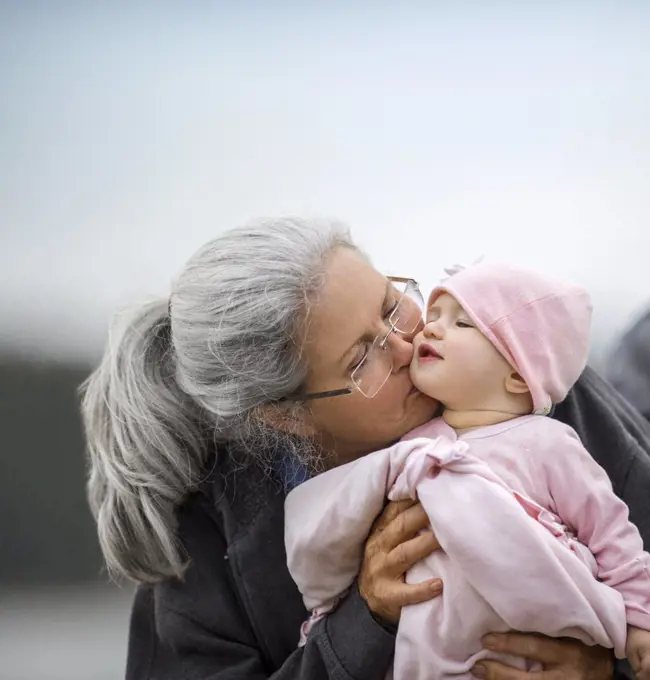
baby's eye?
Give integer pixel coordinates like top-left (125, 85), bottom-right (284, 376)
top-left (456, 320), bottom-right (474, 329)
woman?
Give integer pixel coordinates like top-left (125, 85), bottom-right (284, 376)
top-left (82, 217), bottom-right (650, 680)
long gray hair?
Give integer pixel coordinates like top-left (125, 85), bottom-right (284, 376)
top-left (81, 217), bottom-right (356, 584)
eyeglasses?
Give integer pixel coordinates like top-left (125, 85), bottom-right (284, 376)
top-left (291, 277), bottom-right (424, 402)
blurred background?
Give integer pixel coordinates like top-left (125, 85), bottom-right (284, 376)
top-left (1, 2), bottom-right (649, 679)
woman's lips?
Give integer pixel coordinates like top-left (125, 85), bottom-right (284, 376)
top-left (417, 342), bottom-right (443, 363)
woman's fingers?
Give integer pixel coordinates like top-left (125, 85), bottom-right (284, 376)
top-left (474, 633), bottom-right (613, 680)
top-left (360, 500), bottom-right (443, 624)
top-left (367, 499), bottom-right (417, 544)
top-left (370, 499), bottom-right (416, 531)
top-left (470, 661), bottom-right (537, 680)
top-left (482, 633), bottom-right (576, 666)
top-left (371, 578), bottom-right (443, 618)
top-left (385, 531), bottom-right (440, 575)
top-left (372, 502), bottom-right (434, 552)
top-left (396, 578), bottom-right (443, 606)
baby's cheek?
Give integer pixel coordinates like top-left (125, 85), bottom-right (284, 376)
top-left (450, 345), bottom-right (482, 370)
top-left (410, 364), bottom-right (435, 394)
top-left (452, 353), bottom-right (493, 390)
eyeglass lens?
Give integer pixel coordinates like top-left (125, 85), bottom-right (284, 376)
top-left (351, 280), bottom-right (424, 398)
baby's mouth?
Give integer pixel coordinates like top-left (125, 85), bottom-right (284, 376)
top-left (418, 343), bottom-right (443, 361)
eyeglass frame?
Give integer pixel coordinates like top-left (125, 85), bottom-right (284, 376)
top-left (282, 276), bottom-right (424, 403)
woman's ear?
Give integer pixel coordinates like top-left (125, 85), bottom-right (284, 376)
top-left (257, 403), bottom-right (318, 438)
top-left (505, 371), bottom-right (530, 395)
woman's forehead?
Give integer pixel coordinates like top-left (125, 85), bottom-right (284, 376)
top-left (304, 248), bottom-right (386, 357)
top-left (315, 249), bottom-right (385, 323)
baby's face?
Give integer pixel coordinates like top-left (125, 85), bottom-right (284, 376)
top-left (409, 292), bottom-right (513, 410)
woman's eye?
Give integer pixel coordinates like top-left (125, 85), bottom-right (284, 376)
top-left (456, 320), bottom-right (473, 328)
top-left (384, 300), bottom-right (399, 318)
top-left (351, 343), bottom-right (371, 372)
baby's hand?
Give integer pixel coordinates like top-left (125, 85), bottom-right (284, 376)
top-left (627, 625), bottom-right (650, 680)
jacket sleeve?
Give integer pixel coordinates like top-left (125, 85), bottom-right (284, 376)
top-left (554, 367), bottom-right (650, 548)
top-left (554, 368), bottom-right (650, 680)
top-left (125, 492), bottom-right (395, 680)
top-left (542, 429), bottom-right (650, 629)
top-left (285, 447), bottom-right (406, 613)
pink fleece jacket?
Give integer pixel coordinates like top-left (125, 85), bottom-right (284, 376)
top-left (285, 415), bottom-right (650, 680)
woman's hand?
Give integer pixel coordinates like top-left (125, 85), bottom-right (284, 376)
top-left (358, 498), bottom-right (442, 625)
top-left (627, 625), bottom-right (650, 679)
top-left (471, 632), bottom-right (613, 680)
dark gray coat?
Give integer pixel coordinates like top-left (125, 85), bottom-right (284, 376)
top-left (126, 368), bottom-right (650, 680)
top-left (608, 309), bottom-right (650, 421)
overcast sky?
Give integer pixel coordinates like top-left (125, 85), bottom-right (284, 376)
top-left (1, 2), bottom-right (649, 366)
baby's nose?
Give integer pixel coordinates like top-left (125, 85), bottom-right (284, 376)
top-left (423, 320), bottom-right (443, 339)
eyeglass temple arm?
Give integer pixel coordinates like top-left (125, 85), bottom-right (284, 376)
top-left (278, 387), bottom-right (353, 403)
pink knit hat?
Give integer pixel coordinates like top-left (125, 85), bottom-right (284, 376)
top-left (429, 262), bottom-right (593, 415)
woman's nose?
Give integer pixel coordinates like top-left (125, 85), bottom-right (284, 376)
top-left (388, 330), bottom-right (415, 370)
top-left (403, 316), bottom-right (424, 342)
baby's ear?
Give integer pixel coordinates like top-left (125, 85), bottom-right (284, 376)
top-left (505, 371), bottom-right (530, 395)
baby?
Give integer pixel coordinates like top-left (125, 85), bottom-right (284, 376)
top-left (284, 261), bottom-right (650, 680)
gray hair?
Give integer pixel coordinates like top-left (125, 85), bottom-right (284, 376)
top-left (81, 217), bottom-right (357, 584)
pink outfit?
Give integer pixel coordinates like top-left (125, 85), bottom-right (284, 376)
top-left (285, 416), bottom-right (650, 679)
top-left (431, 262), bottom-right (592, 415)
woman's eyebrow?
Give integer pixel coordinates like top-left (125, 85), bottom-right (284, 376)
top-left (338, 281), bottom-right (391, 366)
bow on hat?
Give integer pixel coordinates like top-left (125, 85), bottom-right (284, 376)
top-left (441, 256), bottom-right (485, 281)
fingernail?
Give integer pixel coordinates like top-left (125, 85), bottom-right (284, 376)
top-left (471, 664), bottom-right (486, 678)
top-left (482, 634), bottom-right (497, 650)
top-left (431, 579), bottom-right (443, 590)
